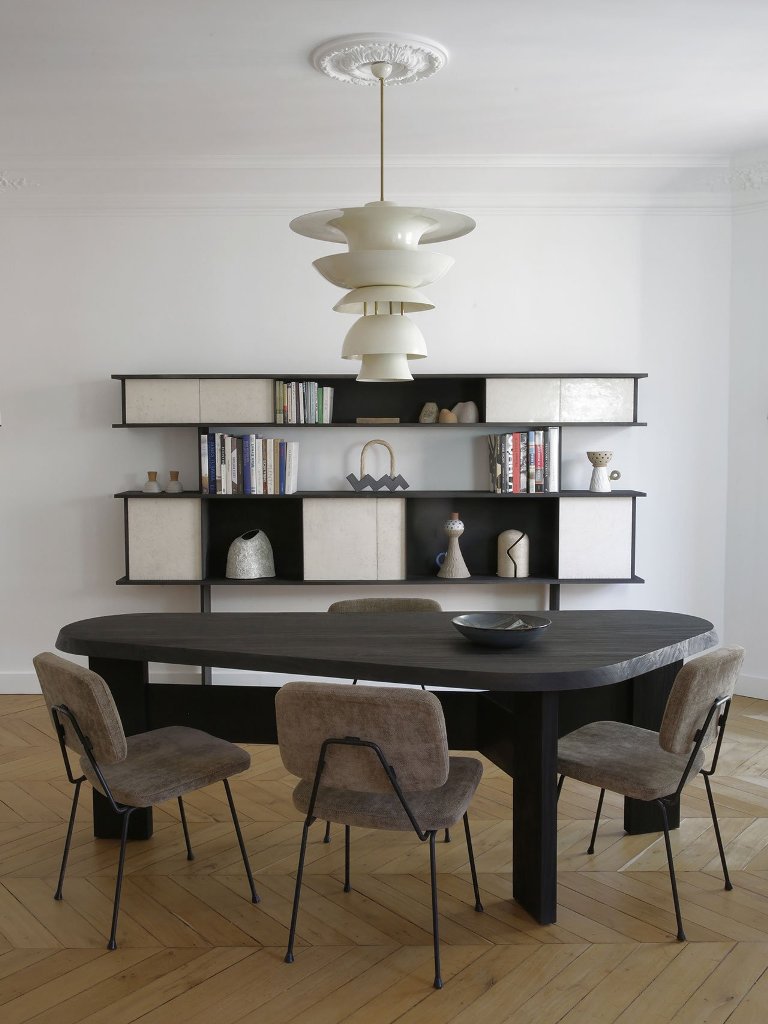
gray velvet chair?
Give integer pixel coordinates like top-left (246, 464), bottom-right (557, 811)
top-left (276, 681), bottom-right (483, 989)
top-left (33, 652), bottom-right (260, 949)
top-left (557, 646), bottom-right (744, 941)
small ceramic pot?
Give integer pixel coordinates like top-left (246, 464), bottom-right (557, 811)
top-left (165, 471), bottom-right (183, 493)
top-left (587, 451), bottom-right (621, 493)
top-left (225, 530), bottom-right (275, 579)
top-left (143, 471), bottom-right (161, 493)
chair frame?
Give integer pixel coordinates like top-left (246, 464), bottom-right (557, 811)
top-left (49, 702), bottom-right (260, 950)
top-left (285, 734), bottom-right (483, 989)
top-left (558, 694), bottom-right (733, 942)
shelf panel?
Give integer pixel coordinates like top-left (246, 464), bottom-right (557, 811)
top-left (113, 373), bottom-right (649, 381)
top-left (116, 575), bottom-right (645, 587)
top-left (115, 489), bottom-right (647, 499)
top-left (113, 421), bottom-right (648, 429)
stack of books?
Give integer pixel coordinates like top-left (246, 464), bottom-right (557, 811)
top-left (488, 428), bottom-right (560, 493)
top-left (275, 381), bottom-right (334, 424)
top-left (200, 433), bottom-right (299, 495)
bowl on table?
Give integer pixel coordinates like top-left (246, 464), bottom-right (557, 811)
top-left (451, 612), bottom-right (551, 648)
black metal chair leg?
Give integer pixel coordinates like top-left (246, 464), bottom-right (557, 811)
top-left (323, 820), bottom-right (332, 843)
top-left (557, 774), bottom-right (565, 802)
top-left (344, 824), bottom-right (351, 892)
top-left (463, 812), bottom-right (483, 912)
top-left (107, 808), bottom-right (133, 950)
top-left (285, 816), bottom-right (314, 963)
top-left (54, 779), bottom-right (82, 901)
top-left (223, 778), bottom-right (260, 904)
top-left (178, 796), bottom-right (194, 861)
top-left (428, 830), bottom-right (443, 989)
top-left (703, 774), bottom-right (733, 890)
top-left (444, 828), bottom-right (451, 843)
top-left (657, 799), bottom-right (686, 941)
top-left (587, 788), bottom-right (605, 855)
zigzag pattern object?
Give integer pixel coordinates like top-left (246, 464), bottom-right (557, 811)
top-left (346, 473), bottom-right (410, 492)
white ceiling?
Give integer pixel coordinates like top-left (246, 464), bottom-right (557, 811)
top-left (1, 0), bottom-right (767, 160)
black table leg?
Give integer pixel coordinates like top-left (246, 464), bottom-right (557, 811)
top-left (624, 660), bottom-right (683, 834)
top-left (88, 657), bottom-right (153, 840)
top-left (511, 691), bottom-right (559, 924)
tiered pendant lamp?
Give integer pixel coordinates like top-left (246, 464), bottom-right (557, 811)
top-left (290, 35), bottom-right (475, 382)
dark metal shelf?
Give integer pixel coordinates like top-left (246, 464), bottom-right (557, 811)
top-left (116, 575), bottom-right (646, 588)
top-left (115, 489), bottom-right (647, 499)
top-left (113, 420), bottom-right (648, 429)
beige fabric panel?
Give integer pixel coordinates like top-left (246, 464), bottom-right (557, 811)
top-left (660, 646), bottom-right (745, 755)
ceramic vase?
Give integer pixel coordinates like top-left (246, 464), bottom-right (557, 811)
top-left (437, 512), bottom-right (471, 579)
top-left (165, 470), bottom-right (183, 493)
top-left (225, 530), bottom-right (275, 579)
top-left (587, 451), bottom-right (621, 493)
top-left (143, 471), bottom-right (161, 493)
top-left (497, 529), bottom-right (529, 578)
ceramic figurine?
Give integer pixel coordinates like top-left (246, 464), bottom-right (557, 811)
top-left (142, 471), bottom-right (162, 493)
top-left (165, 470), bottom-right (183, 493)
top-left (438, 408), bottom-right (458, 424)
top-left (437, 512), bottom-right (471, 578)
top-left (497, 529), bottom-right (530, 578)
top-left (452, 400), bottom-right (480, 423)
top-left (419, 402), bottom-right (439, 423)
top-left (587, 451), bottom-right (621, 493)
top-left (226, 530), bottom-right (275, 579)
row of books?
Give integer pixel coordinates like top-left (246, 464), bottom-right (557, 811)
top-left (200, 433), bottom-right (299, 495)
top-left (488, 428), bottom-right (560, 493)
top-left (275, 380), bottom-right (334, 425)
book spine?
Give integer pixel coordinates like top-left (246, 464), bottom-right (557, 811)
top-left (318, 386), bottom-right (323, 425)
top-left (199, 434), bottom-right (208, 493)
top-left (243, 435), bottom-right (251, 495)
top-left (207, 433), bottom-right (216, 494)
top-left (215, 433), bottom-right (222, 494)
top-left (527, 430), bottom-right (535, 493)
top-left (543, 430), bottom-right (549, 492)
top-left (535, 429), bottom-right (544, 493)
top-left (261, 438), bottom-right (267, 493)
top-left (266, 438), bottom-right (273, 494)
top-left (512, 432), bottom-right (520, 493)
top-left (290, 441), bottom-right (299, 492)
top-left (279, 440), bottom-right (286, 494)
top-left (251, 437), bottom-right (259, 495)
top-left (548, 427), bottom-right (560, 492)
top-left (327, 386), bottom-right (334, 424)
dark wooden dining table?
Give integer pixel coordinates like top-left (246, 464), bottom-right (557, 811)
top-left (56, 608), bottom-right (716, 925)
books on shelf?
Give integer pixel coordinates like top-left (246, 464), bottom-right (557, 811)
top-left (274, 380), bottom-right (334, 425)
top-left (200, 433), bottom-right (299, 495)
top-left (488, 428), bottom-right (560, 493)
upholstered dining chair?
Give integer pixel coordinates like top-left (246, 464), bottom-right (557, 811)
top-left (557, 645), bottom-right (744, 942)
top-left (326, 597), bottom-right (451, 844)
top-left (33, 652), bottom-right (260, 950)
top-left (276, 681), bottom-right (484, 990)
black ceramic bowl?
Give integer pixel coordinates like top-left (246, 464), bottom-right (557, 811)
top-left (451, 612), bottom-right (551, 648)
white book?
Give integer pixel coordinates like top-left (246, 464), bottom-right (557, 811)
top-left (324, 386), bottom-right (334, 424)
top-left (200, 435), bottom-right (208, 493)
top-left (290, 441), bottom-right (299, 492)
top-left (215, 433), bottom-right (222, 494)
top-left (547, 427), bottom-right (560, 492)
top-left (223, 435), bottom-right (231, 495)
top-left (249, 434), bottom-right (256, 494)
top-left (266, 438), bottom-right (274, 495)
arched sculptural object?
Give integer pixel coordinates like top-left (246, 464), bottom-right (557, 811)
top-left (497, 529), bottom-right (529, 578)
top-left (347, 438), bottom-right (409, 491)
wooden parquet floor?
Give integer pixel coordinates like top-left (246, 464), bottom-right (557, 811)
top-left (1, 694), bottom-right (768, 1022)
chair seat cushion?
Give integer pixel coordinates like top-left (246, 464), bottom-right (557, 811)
top-left (292, 755), bottom-right (483, 831)
top-left (80, 726), bottom-right (250, 808)
top-left (557, 721), bottom-right (705, 802)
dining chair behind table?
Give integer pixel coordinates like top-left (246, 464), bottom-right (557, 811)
top-left (557, 645), bottom-right (745, 941)
top-left (276, 681), bottom-right (484, 989)
top-left (33, 651), bottom-right (260, 950)
top-left (325, 597), bottom-right (452, 844)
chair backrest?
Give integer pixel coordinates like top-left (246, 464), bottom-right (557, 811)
top-left (659, 646), bottom-right (744, 756)
top-left (276, 682), bottom-right (450, 793)
top-left (33, 652), bottom-right (127, 765)
top-left (328, 598), bottom-right (442, 614)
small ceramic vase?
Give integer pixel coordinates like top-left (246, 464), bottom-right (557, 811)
top-left (497, 529), bottom-right (529, 578)
top-left (587, 451), bottom-right (621, 493)
top-left (225, 530), bottom-right (275, 579)
top-left (438, 408), bottom-right (458, 424)
top-left (437, 512), bottom-right (471, 579)
top-left (165, 471), bottom-right (183, 493)
top-left (419, 402), bottom-right (439, 423)
top-left (452, 400), bottom-right (480, 423)
top-left (143, 471), bottom-right (162, 493)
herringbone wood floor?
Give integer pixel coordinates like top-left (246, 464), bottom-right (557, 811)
top-left (1, 695), bottom-right (768, 1022)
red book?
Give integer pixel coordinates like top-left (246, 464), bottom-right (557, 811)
top-left (512, 432), bottom-right (521, 493)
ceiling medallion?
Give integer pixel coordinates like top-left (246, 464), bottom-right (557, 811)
top-left (291, 34), bottom-right (475, 382)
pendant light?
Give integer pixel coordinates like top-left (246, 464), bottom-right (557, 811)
top-left (290, 35), bottom-right (475, 382)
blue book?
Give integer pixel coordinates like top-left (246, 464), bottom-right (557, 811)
top-left (243, 435), bottom-right (251, 494)
top-left (279, 440), bottom-right (286, 494)
top-left (207, 433), bottom-right (216, 494)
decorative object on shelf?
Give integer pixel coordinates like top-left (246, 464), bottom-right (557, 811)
top-left (142, 472), bottom-right (161, 494)
top-left (452, 400), bottom-right (479, 423)
top-left (346, 438), bottom-right (409, 492)
top-left (587, 451), bottom-right (622, 493)
top-left (497, 529), bottom-right (530, 578)
top-left (225, 530), bottom-right (275, 579)
top-left (290, 35), bottom-right (475, 382)
top-left (438, 408), bottom-right (458, 424)
top-left (419, 402), bottom-right (438, 423)
top-left (165, 471), bottom-right (183, 493)
top-left (452, 612), bottom-right (550, 648)
top-left (437, 512), bottom-right (471, 579)
top-left (356, 416), bottom-right (400, 424)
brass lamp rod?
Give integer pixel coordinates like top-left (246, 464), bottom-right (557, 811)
top-left (371, 62), bottom-right (393, 202)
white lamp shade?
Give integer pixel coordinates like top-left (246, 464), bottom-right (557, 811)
top-left (356, 353), bottom-right (414, 381)
top-left (314, 250), bottom-right (453, 290)
top-left (341, 312), bottom-right (428, 360)
top-left (333, 285), bottom-right (434, 314)
top-left (290, 201), bottom-right (476, 248)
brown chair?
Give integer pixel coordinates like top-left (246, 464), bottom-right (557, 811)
top-left (557, 646), bottom-right (744, 941)
top-left (33, 652), bottom-right (260, 949)
top-left (276, 681), bottom-right (483, 989)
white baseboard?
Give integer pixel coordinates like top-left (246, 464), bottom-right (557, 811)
top-left (735, 674), bottom-right (768, 700)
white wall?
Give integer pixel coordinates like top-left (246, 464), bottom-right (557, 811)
top-left (0, 193), bottom-right (732, 691)
top-left (725, 201), bottom-right (768, 695)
